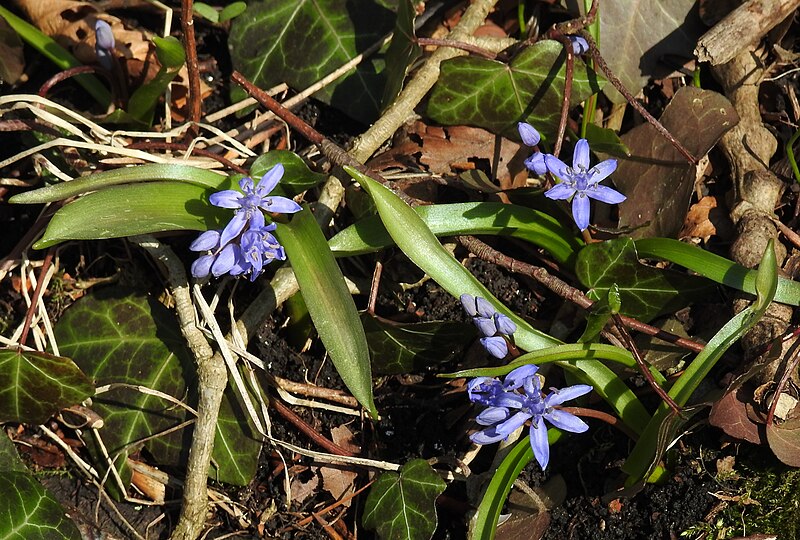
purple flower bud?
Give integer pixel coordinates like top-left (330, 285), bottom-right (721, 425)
top-left (95, 20), bottom-right (115, 51)
top-left (524, 151), bottom-right (548, 175)
top-left (517, 122), bottom-right (541, 147)
top-left (493, 313), bottom-right (517, 336)
top-left (568, 36), bottom-right (589, 55)
top-left (480, 336), bottom-right (509, 359)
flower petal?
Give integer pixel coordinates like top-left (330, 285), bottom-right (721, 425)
top-left (495, 410), bottom-right (531, 437)
top-left (544, 182), bottom-right (575, 201)
top-left (544, 409), bottom-right (589, 433)
top-left (249, 209), bottom-right (266, 230)
top-left (523, 373), bottom-right (542, 397)
top-left (544, 384), bottom-right (593, 407)
top-left (569, 36), bottom-right (589, 55)
top-left (544, 154), bottom-right (569, 179)
top-left (189, 230), bottom-right (220, 251)
top-left (588, 159), bottom-right (617, 184)
top-left (467, 377), bottom-right (501, 405)
top-left (255, 164), bottom-right (284, 196)
top-left (573, 139), bottom-right (590, 170)
top-left (571, 193), bottom-right (591, 231)
top-left (493, 313), bottom-right (517, 336)
top-left (517, 122), bottom-right (541, 147)
top-left (480, 336), bottom-right (508, 358)
top-left (588, 185), bottom-right (626, 205)
top-left (529, 415), bottom-right (550, 470)
top-left (470, 427), bottom-right (508, 445)
top-left (460, 294), bottom-right (478, 316)
top-left (475, 406), bottom-right (510, 426)
top-left (262, 196), bottom-right (302, 214)
top-left (209, 190), bottom-right (243, 209)
top-left (191, 254), bottom-right (215, 278)
top-left (474, 317), bottom-right (497, 337)
top-left (524, 152), bottom-right (548, 175)
top-left (474, 297), bottom-right (495, 318)
top-left (220, 212), bottom-right (247, 246)
top-left (504, 365), bottom-right (538, 390)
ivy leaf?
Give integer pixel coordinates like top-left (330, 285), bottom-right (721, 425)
top-left (363, 459), bottom-right (446, 540)
top-left (0, 429), bottom-right (26, 473)
top-left (426, 40), bottom-right (603, 138)
top-left (583, 123), bottom-right (630, 158)
top-left (0, 472), bottom-right (81, 539)
top-left (578, 284), bottom-right (621, 343)
top-left (54, 288), bottom-right (259, 488)
top-left (381, 0), bottom-right (421, 108)
top-left (250, 150), bottom-right (327, 198)
top-left (361, 314), bottom-right (476, 375)
top-left (576, 238), bottom-right (713, 322)
top-left (229, 0), bottom-right (395, 124)
top-left (0, 349), bottom-right (94, 424)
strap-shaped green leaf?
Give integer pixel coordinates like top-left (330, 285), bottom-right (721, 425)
top-left (622, 240), bottom-right (779, 484)
top-left (33, 182), bottom-right (233, 249)
top-left (328, 202), bottom-right (582, 266)
top-left (9, 163), bottom-right (229, 204)
top-left (275, 207), bottom-right (377, 417)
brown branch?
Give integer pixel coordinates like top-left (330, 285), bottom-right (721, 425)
top-left (180, 0), bottom-right (202, 135)
top-left (560, 406), bottom-right (637, 439)
top-left (415, 37), bottom-right (497, 60)
top-left (457, 235), bottom-right (705, 353)
top-left (612, 314), bottom-right (681, 415)
top-left (551, 35), bottom-right (574, 159)
top-left (18, 248), bottom-right (54, 347)
top-left (269, 397), bottom-right (357, 457)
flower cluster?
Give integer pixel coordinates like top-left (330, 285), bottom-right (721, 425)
top-left (190, 164), bottom-right (301, 280)
top-left (468, 365), bottom-right (592, 470)
top-left (518, 122), bottom-right (626, 231)
top-left (460, 294), bottom-right (517, 359)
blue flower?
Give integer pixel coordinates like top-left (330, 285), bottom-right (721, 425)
top-left (231, 223), bottom-right (286, 281)
top-left (460, 294), bottom-right (517, 358)
top-left (518, 122), bottom-right (547, 176)
top-left (468, 366), bottom-right (592, 470)
top-left (543, 139), bottom-right (626, 231)
top-left (568, 36), bottom-right (589, 55)
top-left (210, 164), bottom-right (302, 246)
top-left (95, 20), bottom-right (115, 71)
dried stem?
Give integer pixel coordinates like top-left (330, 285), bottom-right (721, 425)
top-left (415, 37), bottom-right (497, 60)
top-left (457, 235), bottom-right (705, 353)
top-left (18, 248), bottom-right (54, 347)
top-left (552, 36), bottom-right (574, 159)
top-left (269, 397), bottom-right (356, 457)
top-left (561, 406), bottom-right (637, 439)
top-left (127, 141), bottom-right (247, 174)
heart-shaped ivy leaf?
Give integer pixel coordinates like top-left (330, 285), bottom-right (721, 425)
top-left (576, 238), bottom-right (713, 322)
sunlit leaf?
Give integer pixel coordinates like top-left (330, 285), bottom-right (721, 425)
top-left (54, 289), bottom-right (260, 487)
top-left (363, 459), bottom-right (446, 540)
top-left (576, 238), bottom-right (714, 322)
top-left (427, 40), bottom-right (603, 138)
top-left (0, 349), bottom-right (93, 424)
top-left (250, 150), bottom-right (327, 198)
top-left (229, 0), bottom-right (395, 124)
top-left (275, 207), bottom-right (377, 417)
top-left (0, 472), bottom-right (81, 539)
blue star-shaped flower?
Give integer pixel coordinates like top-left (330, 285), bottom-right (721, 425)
top-left (543, 139), bottom-right (626, 231)
top-left (468, 365), bottom-right (592, 470)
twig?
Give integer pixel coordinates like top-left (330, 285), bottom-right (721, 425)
top-left (18, 248), bottom-right (54, 347)
top-left (560, 406), bottom-right (637, 439)
top-left (270, 398), bottom-right (356, 457)
top-left (552, 35), bottom-right (574, 159)
top-left (457, 235), bottom-right (705, 353)
top-left (612, 314), bottom-right (682, 415)
top-left (288, 480), bottom-right (375, 530)
top-left (416, 37), bottom-right (497, 60)
top-left (180, 0), bottom-right (202, 136)
top-left (127, 141), bottom-right (247, 174)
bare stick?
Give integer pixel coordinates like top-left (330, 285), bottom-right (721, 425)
top-left (180, 0), bottom-right (202, 133)
top-left (415, 37), bottom-right (497, 60)
top-left (18, 248), bottom-right (54, 347)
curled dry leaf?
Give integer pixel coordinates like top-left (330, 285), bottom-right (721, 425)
top-left (679, 195), bottom-right (735, 242)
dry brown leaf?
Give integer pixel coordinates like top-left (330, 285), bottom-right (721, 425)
top-left (709, 385), bottom-right (765, 444)
top-left (320, 425), bottom-right (359, 505)
top-left (289, 471), bottom-right (320, 506)
top-left (679, 195), bottom-right (734, 241)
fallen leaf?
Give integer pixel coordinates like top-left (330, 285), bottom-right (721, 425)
top-left (679, 195), bottom-right (735, 242)
top-left (614, 87), bottom-right (739, 238)
top-left (319, 425), bottom-right (359, 504)
top-left (290, 471), bottom-right (320, 506)
top-left (709, 385), bottom-right (765, 444)
top-left (766, 416), bottom-right (800, 467)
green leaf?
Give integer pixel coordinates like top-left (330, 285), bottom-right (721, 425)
top-left (275, 207), bottom-right (377, 417)
top-left (34, 182), bottom-right (233, 249)
top-left (328, 201), bottom-right (582, 269)
top-left (219, 2), bottom-right (248, 22)
top-left (346, 167), bottom-right (557, 352)
top-left (622, 241), bottom-right (778, 484)
top-left (362, 314), bottom-right (476, 375)
top-left (634, 237), bottom-right (800, 306)
top-left (54, 289), bottom-right (259, 487)
top-left (381, 0), bottom-right (421, 108)
top-left (579, 284), bottom-right (621, 343)
top-left (0, 430), bottom-right (26, 473)
top-left (152, 36), bottom-right (186, 69)
top-left (363, 459), bottom-right (446, 540)
top-left (127, 65), bottom-right (182, 125)
top-left (250, 150), bottom-right (327, 198)
top-left (576, 238), bottom-right (714, 322)
top-left (583, 123), bottom-right (630, 158)
top-left (0, 349), bottom-right (94, 424)
top-left (426, 41), bottom-right (603, 138)
top-left (0, 472), bottom-right (81, 539)
top-left (229, 0), bottom-right (395, 124)
top-left (0, 14), bottom-right (24, 85)
top-left (193, 2), bottom-right (220, 22)
top-left (9, 163), bottom-right (229, 204)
